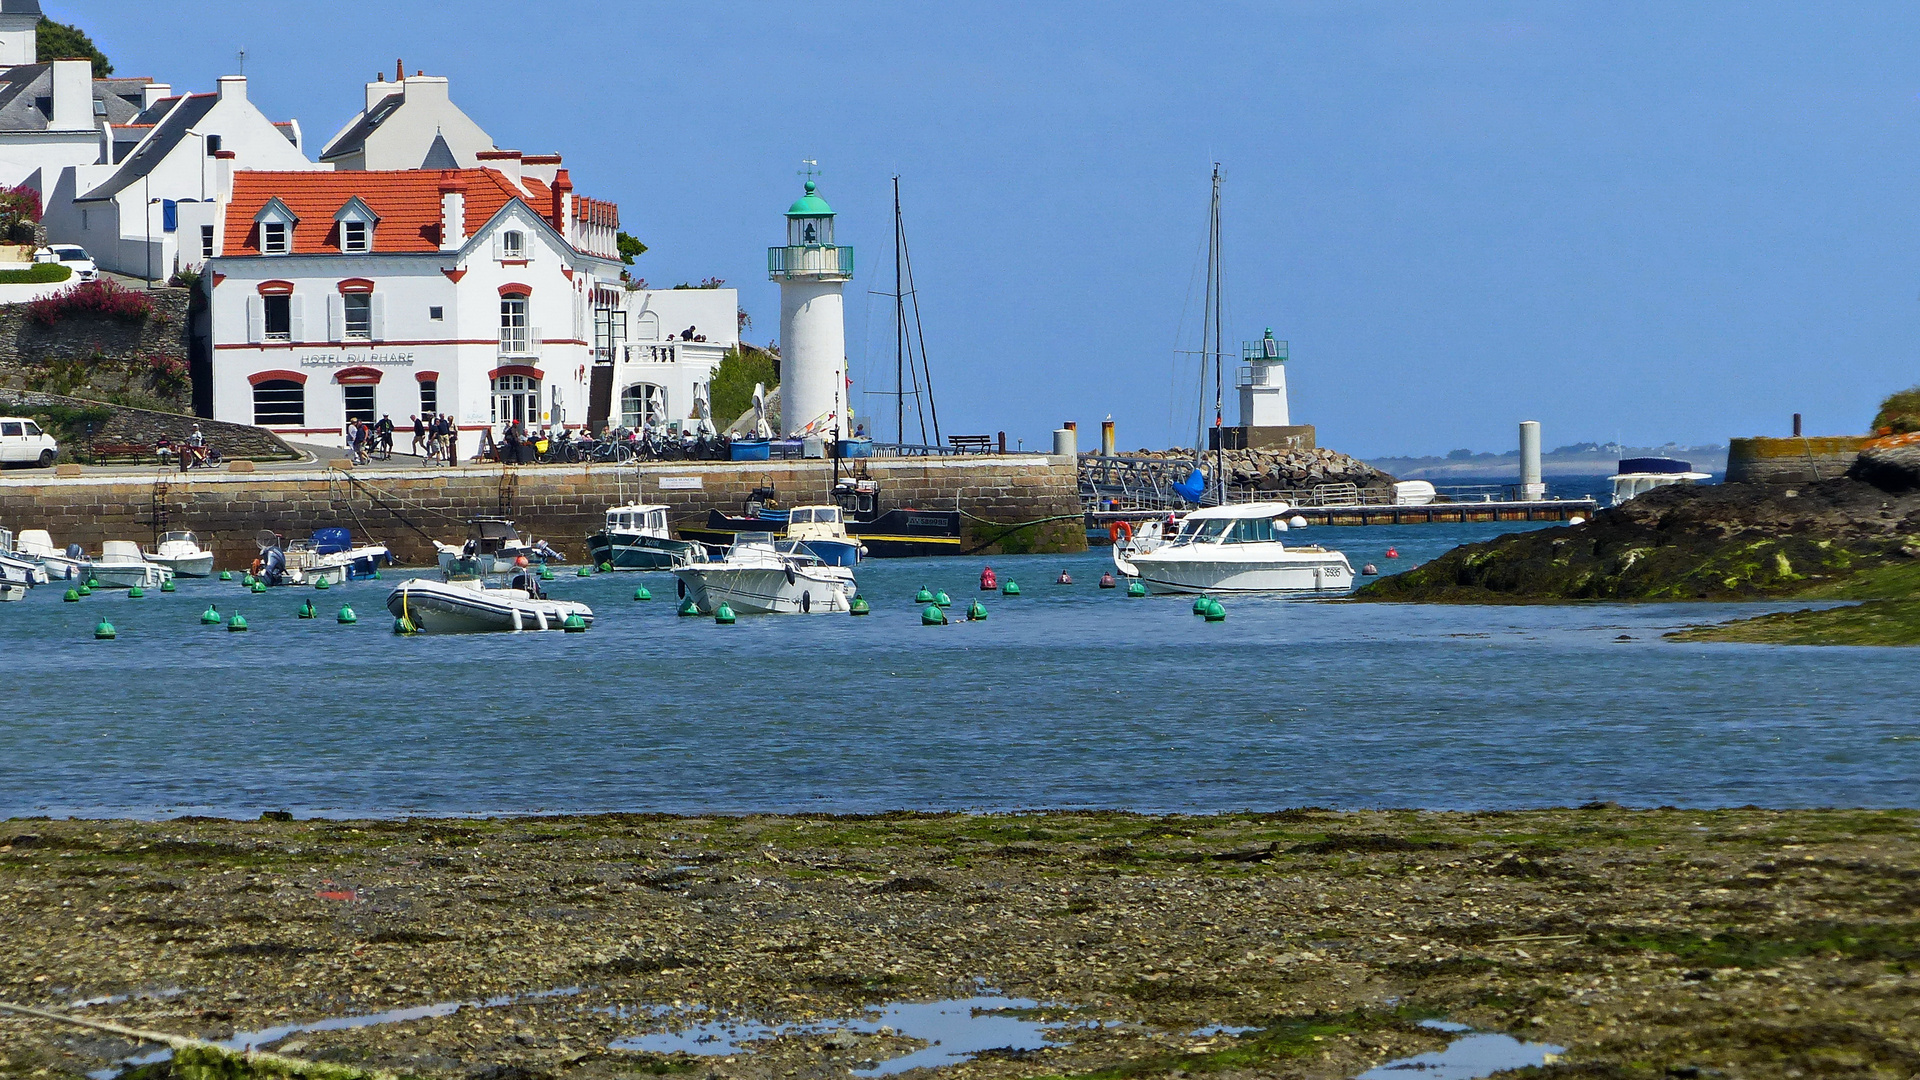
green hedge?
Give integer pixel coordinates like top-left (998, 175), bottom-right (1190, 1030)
top-left (0, 261), bottom-right (72, 285)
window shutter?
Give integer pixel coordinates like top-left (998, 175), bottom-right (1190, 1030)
top-left (492, 232), bottom-right (504, 261)
top-left (327, 294), bottom-right (345, 342)
top-left (369, 293), bottom-right (386, 341)
top-left (530, 325), bottom-right (542, 354)
top-left (288, 295), bottom-right (305, 342)
top-left (572, 290), bottom-right (584, 341)
top-left (245, 296), bottom-right (263, 343)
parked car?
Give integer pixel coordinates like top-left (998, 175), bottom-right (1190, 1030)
top-left (33, 245), bottom-right (95, 282)
top-left (0, 417), bottom-right (57, 467)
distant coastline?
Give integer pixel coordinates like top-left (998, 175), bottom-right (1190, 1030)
top-left (1366, 442), bottom-right (1727, 480)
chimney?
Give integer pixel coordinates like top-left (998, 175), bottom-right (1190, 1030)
top-left (216, 74), bottom-right (247, 103)
top-left (550, 168), bottom-right (573, 240)
top-left (213, 149), bottom-right (236, 201)
top-left (396, 58), bottom-right (405, 82)
top-left (141, 82), bottom-right (172, 110)
top-left (50, 59), bottom-right (90, 130)
top-left (365, 73), bottom-right (403, 113)
top-left (439, 172), bottom-right (467, 251)
top-left (475, 148), bottom-right (522, 190)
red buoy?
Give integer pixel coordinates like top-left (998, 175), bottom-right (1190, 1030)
top-left (1386, 547), bottom-right (1400, 559)
top-left (980, 567), bottom-right (997, 591)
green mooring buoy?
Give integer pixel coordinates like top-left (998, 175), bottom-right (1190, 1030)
top-left (85, 577), bottom-right (100, 589)
top-left (1127, 580), bottom-right (1147, 597)
top-left (241, 574), bottom-right (255, 587)
top-left (93, 618), bottom-right (115, 640)
top-left (678, 598), bottom-right (700, 617)
top-left (849, 595), bottom-right (871, 616)
top-left (576, 565), bottom-right (592, 577)
top-left (227, 613), bottom-right (248, 632)
top-left (539, 567), bottom-right (555, 581)
top-left (713, 602), bottom-right (736, 625)
top-left (967, 600), bottom-right (988, 621)
top-left (393, 615), bottom-right (418, 635)
top-left (1001, 580), bottom-right (1020, 596)
top-left (563, 612), bottom-right (588, 632)
top-left (62, 587), bottom-right (80, 602)
top-left (633, 585), bottom-right (652, 601)
top-left (599, 561), bottom-right (613, 573)
top-left (914, 587), bottom-right (935, 604)
top-left (200, 605), bottom-right (220, 624)
top-left (922, 604), bottom-right (947, 625)
top-left (218, 570), bottom-right (232, 581)
top-left (1203, 598), bottom-right (1226, 622)
top-left (934, 590), bottom-right (952, 608)
top-left (250, 581), bottom-right (266, 594)
top-left (127, 585), bottom-right (144, 599)
top-left (297, 600), bottom-right (316, 619)
top-left (1193, 595), bottom-right (1211, 615)
top-left (160, 579), bottom-right (176, 592)
top-left (338, 605), bottom-right (357, 624)
top-left (314, 576), bottom-right (331, 590)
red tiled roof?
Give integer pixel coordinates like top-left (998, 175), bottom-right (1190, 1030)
top-left (222, 168), bottom-right (562, 256)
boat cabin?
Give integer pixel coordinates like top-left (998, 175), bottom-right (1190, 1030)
top-left (1609, 458), bottom-right (1711, 506)
top-left (464, 518), bottom-right (523, 557)
top-left (605, 505), bottom-right (670, 536)
top-left (1169, 503), bottom-right (1295, 547)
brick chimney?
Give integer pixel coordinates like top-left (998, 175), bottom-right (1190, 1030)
top-left (439, 171), bottom-right (467, 251)
top-left (551, 168), bottom-right (573, 242)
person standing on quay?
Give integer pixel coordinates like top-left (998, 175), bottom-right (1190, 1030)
top-left (411, 415), bottom-right (425, 458)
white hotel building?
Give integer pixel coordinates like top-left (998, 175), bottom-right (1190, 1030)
top-left (199, 155), bottom-right (739, 447)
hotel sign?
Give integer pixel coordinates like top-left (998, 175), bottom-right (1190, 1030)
top-left (297, 351), bottom-right (418, 368)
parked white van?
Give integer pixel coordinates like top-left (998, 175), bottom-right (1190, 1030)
top-left (0, 417), bottom-right (58, 466)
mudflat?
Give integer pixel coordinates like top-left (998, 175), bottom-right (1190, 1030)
top-left (2, 809), bottom-right (1917, 1079)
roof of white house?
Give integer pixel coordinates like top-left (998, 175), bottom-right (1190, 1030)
top-left (0, 64), bottom-right (151, 131)
top-left (76, 92), bottom-right (218, 202)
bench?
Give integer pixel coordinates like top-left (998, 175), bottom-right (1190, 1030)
top-left (88, 441), bottom-right (157, 464)
top-left (947, 434), bottom-right (994, 454)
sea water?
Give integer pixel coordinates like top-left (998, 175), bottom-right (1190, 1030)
top-left (2, 521), bottom-right (1915, 818)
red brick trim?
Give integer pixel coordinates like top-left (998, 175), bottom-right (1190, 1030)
top-left (248, 369), bottom-right (306, 386)
top-left (442, 268), bottom-right (466, 283)
top-left (333, 366), bottom-right (384, 385)
top-left (415, 370), bottom-right (439, 383)
top-left (256, 280), bottom-right (294, 295)
top-left (488, 364), bottom-right (543, 381)
top-left (499, 282), bottom-right (531, 296)
top-left (337, 277), bottom-right (375, 294)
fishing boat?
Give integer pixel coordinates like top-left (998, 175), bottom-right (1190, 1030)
top-left (784, 504), bottom-right (865, 566)
top-left (0, 528), bottom-right (49, 585)
top-left (680, 481), bottom-right (962, 558)
top-left (1113, 502), bottom-right (1354, 594)
top-left (85, 540), bottom-right (174, 589)
top-left (257, 528), bottom-right (391, 586)
top-left (13, 529), bottom-right (85, 580)
top-left (386, 564), bottom-right (593, 633)
top-left (672, 532), bottom-right (856, 614)
top-left (434, 518), bottom-right (562, 575)
top-left (585, 504), bottom-right (703, 570)
top-left (145, 530), bottom-right (215, 577)
top-left (1608, 457), bottom-right (1711, 506)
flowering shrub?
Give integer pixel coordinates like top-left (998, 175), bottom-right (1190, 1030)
top-left (0, 183), bottom-right (41, 225)
top-left (145, 354), bottom-right (188, 398)
top-left (28, 279), bottom-right (154, 327)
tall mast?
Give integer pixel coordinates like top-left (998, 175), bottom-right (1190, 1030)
top-left (1210, 164), bottom-right (1224, 505)
top-left (893, 176), bottom-right (906, 448)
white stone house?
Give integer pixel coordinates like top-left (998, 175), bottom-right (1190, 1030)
top-left (198, 161), bottom-right (624, 449)
top-left (598, 286), bottom-right (738, 432)
top-left (320, 66), bottom-right (497, 171)
top-left (41, 75), bottom-right (321, 280)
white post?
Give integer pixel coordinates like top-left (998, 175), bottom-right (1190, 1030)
top-left (1519, 420), bottom-right (1545, 501)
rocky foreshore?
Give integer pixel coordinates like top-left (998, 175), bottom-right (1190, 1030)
top-left (1114, 446), bottom-right (1394, 495)
top-left (4, 809), bottom-right (1918, 1080)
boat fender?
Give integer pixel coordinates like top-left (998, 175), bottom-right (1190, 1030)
top-left (1108, 521), bottom-right (1133, 544)
top-left (801, 591), bottom-right (810, 613)
top-left (511, 607), bottom-right (524, 632)
top-left (785, 564), bottom-right (797, 586)
top-left (535, 608), bottom-right (549, 631)
top-left (678, 578), bottom-right (687, 599)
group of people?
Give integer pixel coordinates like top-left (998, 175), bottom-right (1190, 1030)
top-left (342, 416), bottom-right (395, 464)
top-left (411, 414), bottom-right (462, 466)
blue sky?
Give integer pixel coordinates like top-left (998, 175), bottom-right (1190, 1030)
top-left (69, 1), bottom-right (1920, 456)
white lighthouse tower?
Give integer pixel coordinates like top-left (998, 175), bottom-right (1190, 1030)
top-left (770, 177), bottom-right (853, 440)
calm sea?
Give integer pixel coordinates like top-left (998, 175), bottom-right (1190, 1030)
top-left (3, 520), bottom-right (1913, 819)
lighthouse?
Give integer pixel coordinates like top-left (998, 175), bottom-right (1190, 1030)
top-left (770, 178), bottom-right (853, 440)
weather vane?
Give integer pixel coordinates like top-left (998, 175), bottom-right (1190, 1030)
top-left (799, 159), bottom-right (820, 184)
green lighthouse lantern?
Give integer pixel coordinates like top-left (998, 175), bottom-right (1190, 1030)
top-left (786, 180), bottom-right (835, 247)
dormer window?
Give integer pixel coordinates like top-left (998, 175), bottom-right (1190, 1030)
top-left (502, 230), bottom-right (524, 259)
top-left (333, 197), bottom-right (379, 255)
top-left (253, 197), bottom-right (299, 256)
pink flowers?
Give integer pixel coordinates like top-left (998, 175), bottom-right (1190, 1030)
top-left (28, 279), bottom-right (154, 327)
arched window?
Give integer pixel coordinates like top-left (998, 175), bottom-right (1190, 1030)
top-left (492, 373), bottom-right (540, 426)
top-left (253, 379), bottom-right (304, 425)
top-left (634, 311), bottom-right (660, 340)
top-left (620, 384), bottom-right (667, 430)
top-left (499, 293), bottom-right (529, 354)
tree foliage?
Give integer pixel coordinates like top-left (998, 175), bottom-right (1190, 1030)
top-left (710, 344), bottom-right (779, 429)
top-left (1872, 386), bottom-right (1920, 436)
top-left (615, 231), bottom-right (646, 265)
top-left (37, 18), bottom-right (111, 77)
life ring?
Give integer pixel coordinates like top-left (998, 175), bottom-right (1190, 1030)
top-left (1108, 520), bottom-right (1134, 544)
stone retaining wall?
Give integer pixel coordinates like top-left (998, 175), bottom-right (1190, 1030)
top-left (0, 288), bottom-right (193, 409)
top-left (0, 456), bottom-right (1085, 567)
top-left (1725, 436), bottom-right (1869, 485)
top-left (0, 387), bottom-right (295, 461)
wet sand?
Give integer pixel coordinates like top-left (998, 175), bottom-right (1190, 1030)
top-left (2, 808), bottom-right (1916, 1079)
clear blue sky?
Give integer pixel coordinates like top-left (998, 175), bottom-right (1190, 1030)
top-left (70, 1), bottom-right (1920, 456)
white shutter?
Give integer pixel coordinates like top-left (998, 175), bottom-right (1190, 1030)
top-left (572, 289), bottom-right (584, 341)
top-left (245, 296), bottom-right (263, 343)
top-left (287, 295), bottom-right (305, 342)
top-left (492, 232), bottom-right (504, 261)
top-left (327, 294), bottom-right (345, 342)
top-left (369, 293), bottom-right (386, 341)
top-left (530, 325), bottom-right (542, 355)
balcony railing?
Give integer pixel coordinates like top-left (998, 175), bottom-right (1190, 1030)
top-left (768, 244), bottom-right (854, 279)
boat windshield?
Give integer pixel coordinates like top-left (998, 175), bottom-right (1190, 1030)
top-left (1173, 518), bottom-right (1232, 546)
top-left (160, 531), bottom-right (197, 544)
top-left (1223, 517), bottom-right (1280, 544)
top-left (790, 509), bottom-right (814, 524)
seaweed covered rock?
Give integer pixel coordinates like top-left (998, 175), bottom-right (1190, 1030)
top-left (1356, 476), bottom-right (1920, 602)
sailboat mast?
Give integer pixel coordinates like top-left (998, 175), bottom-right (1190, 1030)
top-left (894, 176), bottom-right (906, 448)
top-left (1210, 164), bottom-right (1224, 505)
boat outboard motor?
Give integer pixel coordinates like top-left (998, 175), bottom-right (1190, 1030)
top-left (65, 543), bottom-right (83, 560)
top-left (261, 546), bottom-right (287, 586)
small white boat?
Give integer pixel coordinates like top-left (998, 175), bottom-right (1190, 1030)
top-left (0, 528), bottom-right (49, 585)
top-left (14, 529), bottom-right (85, 580)
top-left (386, 568), bottom-right (593, 633)
top-left (672, 532), bottom-right (857, 614)
top-left (85, 540), bottom-right (174, 590)
top-left (0, 582), bottom-right (24, 601)
top-left (1609, 457), bottom-right (1711, 506)
top-left (435, 518), bottom-right (562, 575)
top-left (585, 504), bottom-right (704, 570)
top-left (146, 530), bottom-right (215, 578)
top-left (1114, 502), bottom-right (1353, 594)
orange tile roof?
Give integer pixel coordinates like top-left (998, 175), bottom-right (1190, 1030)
top-left (222, 168), bottom-right (564, 256)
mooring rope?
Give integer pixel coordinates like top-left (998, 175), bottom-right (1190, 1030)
top-left (0, 999), bottom-right (403, 1080)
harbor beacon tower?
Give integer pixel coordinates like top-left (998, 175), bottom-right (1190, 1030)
top-left (770, 178), bottom-right (853, 439)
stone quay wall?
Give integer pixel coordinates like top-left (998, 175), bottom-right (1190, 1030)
top-left (1725, 436), bottom-right (1870, 485)
top-left (0, 455), bottom-right (1085, 567)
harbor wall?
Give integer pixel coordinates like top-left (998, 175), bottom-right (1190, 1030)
top-left (1724, 436), bottom-right (1869, 485)
top-left (0, 455), bottom-right (1085, 567)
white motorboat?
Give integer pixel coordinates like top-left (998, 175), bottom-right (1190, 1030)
top-left (85, 540), bottom-right (173, 589)
top-left (386, 567), bottom-right (592, 633)
top-left (0, 528), bottom-right (49, 585)
top-left (255, 528), bottom-right (390, 586)
top-left (672, 532), bottom-right (856, 615)
top-left (1114, 502), bottom-right (1354, 594)
top-left (585, 504), bottom-right (704, 570)
top-left (435, 518), bottom-right (562, 575)
top-left (146, 530), bottom-right (215, 578)
top-left (1609, 457), bottom-right (1711, 506)
top-left (14, 529), bottom-right (85, 580)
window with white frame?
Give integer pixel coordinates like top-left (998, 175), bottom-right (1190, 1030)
top-left (341, 220), bottom-right (369, 253)
top-left (200, 224), bottom-right (214, 260)
top-left (419, 379), bottom-right (437, 415)
top-left (620, 383), bottom-right (667, 430)
top-left (342, 384), bottom-right (376, 423)
top-left (261, 221), bottom-right (288, 254)
top-left (501, 230), bottom-right (524, 259)
top-left (263, 295), bottom-right (291, 341)
top-left (343, 294), bottom-right (372, 340)
top-left (492, 373), bottom-right (539, 426)
top-left (499, 294), bottom-right (529, 354)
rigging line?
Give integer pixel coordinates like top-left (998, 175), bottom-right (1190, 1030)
top-left (898, 195), bottom-right (941, 446)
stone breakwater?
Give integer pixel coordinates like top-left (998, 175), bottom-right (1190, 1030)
top-left (1117, 445), bottom-right (1394, 493)
top-left (0, 456), bottom-right (1085, 567)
